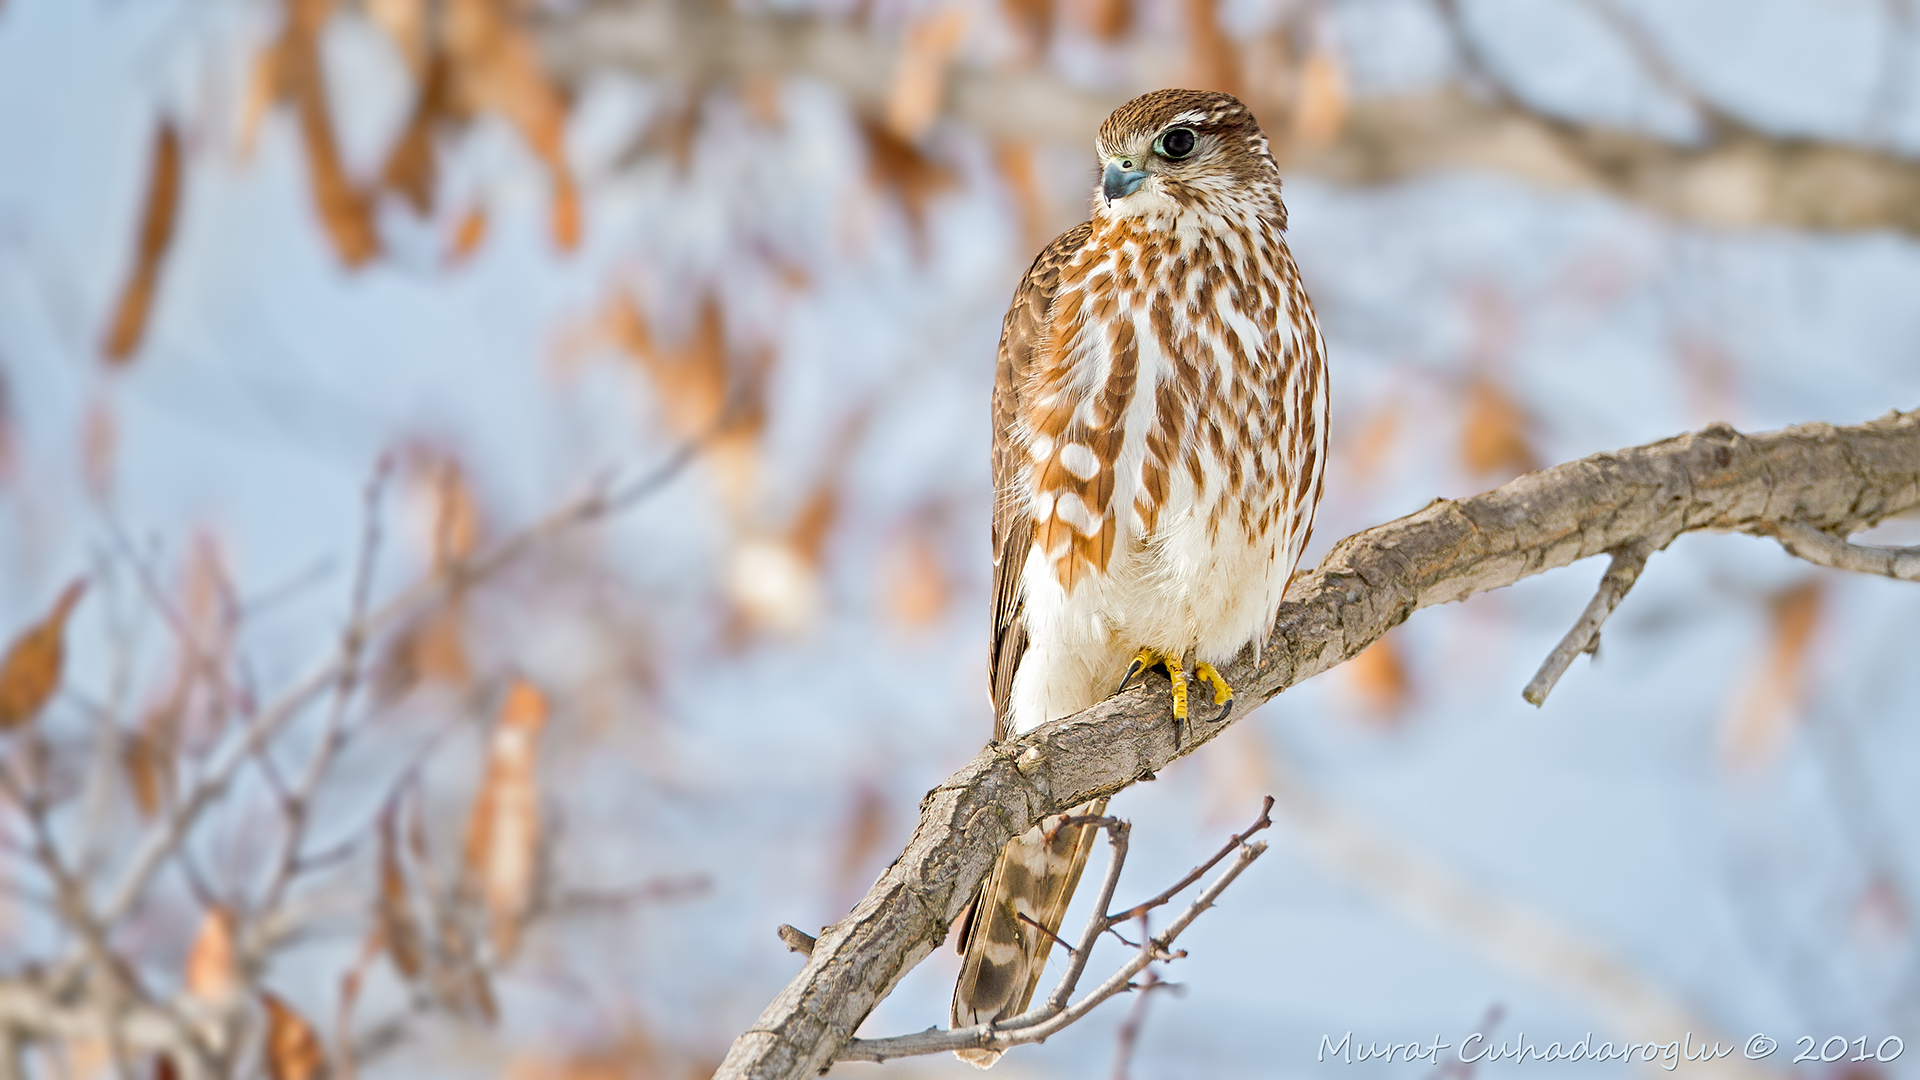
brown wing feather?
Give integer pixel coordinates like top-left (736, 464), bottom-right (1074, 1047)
top-left (991, 221), bottom-right (1093, 743)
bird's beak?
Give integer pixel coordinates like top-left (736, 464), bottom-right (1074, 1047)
top-left (1102, 160), bottom-right (1149, 201)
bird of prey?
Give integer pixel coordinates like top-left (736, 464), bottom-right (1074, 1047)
top-left (953, 88), bottom-right (1329, 1065)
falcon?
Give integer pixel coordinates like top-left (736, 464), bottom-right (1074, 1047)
top-left (953, 88), bottom-right (1330, 1065)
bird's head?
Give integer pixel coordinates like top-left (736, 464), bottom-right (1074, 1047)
top-left (1092, 89), bottom-right (1282, 224)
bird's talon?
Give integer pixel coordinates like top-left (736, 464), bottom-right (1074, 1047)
top-left (1195, 662), bottom-right (1234, 706)
top-left (1117, 648), bottom-right (1158, 695)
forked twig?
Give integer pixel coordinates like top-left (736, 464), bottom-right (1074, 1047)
top-left (836, 798), bottom-right (1273, 1063)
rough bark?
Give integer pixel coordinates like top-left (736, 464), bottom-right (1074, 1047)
top-left (538, 2), bottom-right (1920, 237)
top-left (714, 410), bottom-right (1920, 1080)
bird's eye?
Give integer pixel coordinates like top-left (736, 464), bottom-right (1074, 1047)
top-left (1156, 127), bottom-right (1197, 160)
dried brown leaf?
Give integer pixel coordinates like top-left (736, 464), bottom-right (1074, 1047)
top-left (882, 525), bottom-right (950, 629)
top-left (1459, 376), bottom-right (1538, 478)
top-left (382, 55), bottom-right (452, 215)
top-left (1184, 0), bottom-right (1241, 97)
top-left (83, 397), bottom-right (117, 498)
top-left (429, 458), bottom-right (482, 570)
top-left (1291, 48), bottom-right (1347, 149)
top-left (1340, 633), bottom-right (1409, 720)
top-left (0, 579), bottom-right (86, 730)
top-left (1347, 399), bottom-right (1400, 486)
top-left (378, 808), bottom-right (426, 980)
top-left (376, 601), bottom-right (470, 700)
top-left (122, 728), bottom-right (176, 821)
top-left (464, 678), bottom-right (548, 959)
top-left (858, 115), bottom-right (955, 248)
top-left (993, 141), bottom-right (1050, 255)
top-left (185, 907), bottom-right (241, 1003)
top-left (834, 784), bottom-right (891, 892)
top-left (103, 122), bottom-right (182, 364)
top-left (885, 10), bottom-right (967, 141)
top-left (444, 0), bottom-right (579, 250)
top-left (999, 0), bottom-right (1052, 53)
top-left (1062, 0), bottom-right (1131, 39)
top-left (448, 204), bottom-right (489, 264)
top-left (262, 993), bottom-right (327, 1080)
top-left (366, 0), bottom-right (428, 73)
top-left (432, 912), bottom-right (498, 1024)
top-left (271, 0), bottom-right (381, 266)
top-left (1719, 580), bottom-right (1823, 769)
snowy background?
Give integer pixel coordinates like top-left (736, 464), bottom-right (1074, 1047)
top-left (2, 0), bottom-right (1919, 1076)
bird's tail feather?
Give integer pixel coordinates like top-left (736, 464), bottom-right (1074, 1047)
top-left (950, 798), bottom-right (1108, 1069)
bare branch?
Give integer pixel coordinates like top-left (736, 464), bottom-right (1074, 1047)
top-left (1753, 519), bottom-right (1920, 583)
top-left (716, 411), bottom-right (1920, 1080)
top-left (776, 925), bottom-right (817, 957)
top-left (838, 813), bottom-right (1267, 1063)
top-left (1522, 540), bottom-right (1652, 706)
top-left (540, 1), bottom-right (1920, 236)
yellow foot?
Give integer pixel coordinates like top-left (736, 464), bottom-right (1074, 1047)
top-left (1118, 648), bottom-right (1191, 720)
top-left (1195, 662), bottom-right (1235, 722)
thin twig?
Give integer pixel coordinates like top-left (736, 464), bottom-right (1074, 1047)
top-left (1015, 911), bottom-right (1078, 957)
top-left (839, 800), bottom-right (1272, 1062)
top-left (1522, 540), bottom-right (1653, 707)
top-left (1109, 970), bottom-right (1177, 1080)
top-left (1109, 795), bottom-right (1273, 923)
top-left (93, 431), bottom-right (710, 930)
top-left (1758, 520), bottom-right (1920, 583)
top-left (255, 456), bottom-right (394, 922)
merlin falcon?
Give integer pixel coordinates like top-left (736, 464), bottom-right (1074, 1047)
top-left (953, 88), bottom-right (1330, 1064)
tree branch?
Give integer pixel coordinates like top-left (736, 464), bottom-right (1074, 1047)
top-left (1521, 538), bottom-right (1650, 706)
top-left (538, 0), bottom-right (1920, 236)
top-left (714, 410), bottom-right (1920, 1080)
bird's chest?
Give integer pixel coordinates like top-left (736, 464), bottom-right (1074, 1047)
top-left (1022, 216), bottom-right (1298, 587)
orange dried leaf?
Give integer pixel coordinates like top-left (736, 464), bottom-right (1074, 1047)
top-left (464, 678), bottom-right (548, 958)
top-left (883, 531), bottom-right (950, 629)
top-left (1719, 581), bottom-right (1823, 769)
top-left (448, 205), bottom-right (489, 264)
top-left (433, 910), bottom-right (499, 1024)
top-left (834, 785), bottom-right (890, 891)
top-left (239, 47), bottom-right (284, 158)
top-left (0, 579), bottom-right (86, 730)
top-left (858, 115), bottom-right (955, 247)
top-left (550, 170), bottom-right (581, 251)
top-left (1184, 0), bottom-right (1241, 96)
top-left (262, 993), bottom-right (326, 1080)
top-left (382, 56), bottom-right (451, 215)
top-left (444, 0), bottom-right (579, 250)
top-left (122, 728), bottom-right (176, 820)
top-left (378, 809), bottom-right (426, 980)
top-left (993, 141), bottom-right (1050, 255)
top-left (1063, 0), bottom-right (1131, 40)
top-left (103, 122), bottom-right (183, 364)
top-left (1341, 634), bottom-right (1409, 719)
top-left (366, 0), bottom-right (428, 73)
top-left (885, 10), bottom-right (968, 141)
top-left (999, 0), bottom-right (1052, 53)
top-left (1348, 400), bottom-right (1400, 485)
top-left (376, 602), bottom-right (470, 699)
top-left (1459, 376), bottom-right (1537, 478)
top-left (83, 397), bottom-right (117, 498)
top-left (1291, 48), bottom-right (1347, 149)
top-left (285, 35), bottom-right (381, 265)
top-left (430, 459), bottom-right (481, 570)
top-left (185, 907), bottom-right (240, 1003)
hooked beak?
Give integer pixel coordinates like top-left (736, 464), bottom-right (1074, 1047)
top-left (1102, 160), bottom-right (1149, 202)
